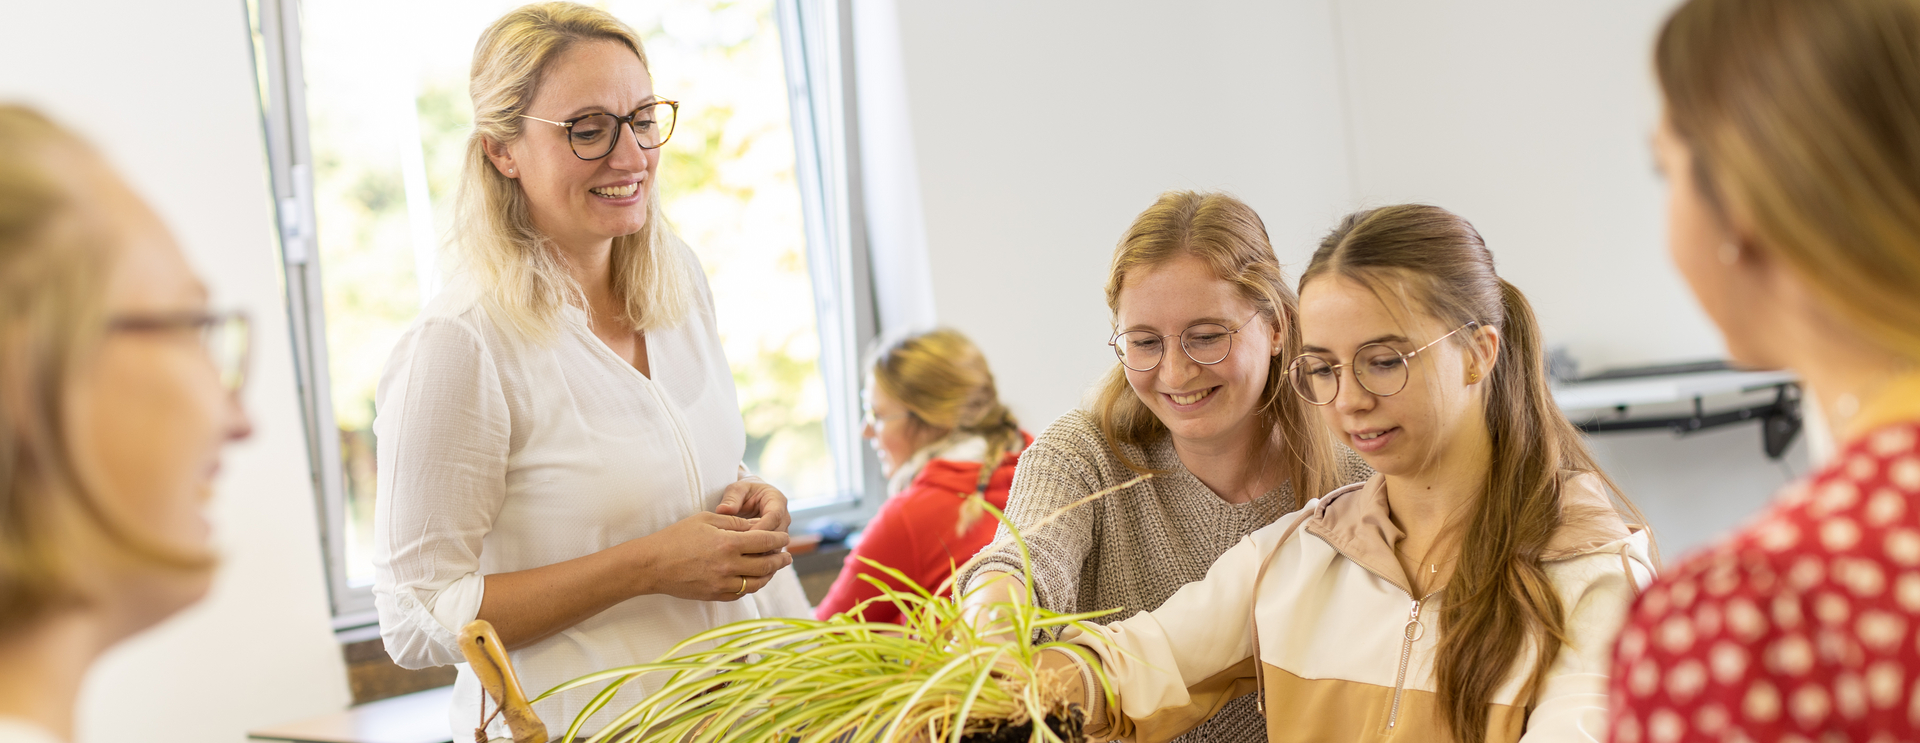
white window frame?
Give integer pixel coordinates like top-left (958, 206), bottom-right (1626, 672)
top-left (246, 0), bottom-right (887, 638)
top-left (777, 0), bottom-right (888, 521)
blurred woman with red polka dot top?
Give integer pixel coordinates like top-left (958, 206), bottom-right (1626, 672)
top-left (1612, 0), bottom-right (1920, 741)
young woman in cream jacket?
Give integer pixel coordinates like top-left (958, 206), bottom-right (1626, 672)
top-left (1038, 205), bottom-right (1657, 743)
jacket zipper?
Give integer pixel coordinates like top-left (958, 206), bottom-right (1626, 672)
top-left (1387, 595), bottom-right (1423, 730)
top-left (1281, 532), bottom-right (1443, 733)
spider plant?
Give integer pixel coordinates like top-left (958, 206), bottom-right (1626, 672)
top-left (536, 477), bottom-right (1149, 743)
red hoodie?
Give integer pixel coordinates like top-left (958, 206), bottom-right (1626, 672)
top-left (814, 435), bottom-right (1029, 624)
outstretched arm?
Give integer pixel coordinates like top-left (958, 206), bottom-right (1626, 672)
top-left (1046, 529), bottom-right (1284, 743)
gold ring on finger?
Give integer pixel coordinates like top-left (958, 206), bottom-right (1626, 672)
top-left (737, 576), bottom-right (748, 595)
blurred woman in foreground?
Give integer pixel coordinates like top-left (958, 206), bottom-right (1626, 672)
top-left (814, 328), bottom-right (1029, 624)
top-left (0, 106), bottom-right (252, 743)
top-left (1610, 0), bottom-right (1920, 740)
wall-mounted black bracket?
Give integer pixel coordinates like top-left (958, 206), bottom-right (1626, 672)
top-left (1575, 383), bottom-right (1802, 460)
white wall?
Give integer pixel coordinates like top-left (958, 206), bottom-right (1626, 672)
top-left (1334, 0), bottom-right (1720, 372)
top-left (852, 0), bottom-right (939, 334)
top-left (888, 0), bottom-right (1801, 558)
top-left (0, 2), bottom-right (353, 742)
top-left (1588, 426), bottom-right (1803, 557)
top-left (889, 0), bottom-right (1356, 427)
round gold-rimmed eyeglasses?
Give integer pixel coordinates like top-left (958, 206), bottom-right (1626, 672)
top-left (520, 98), bottom-right (679, 160)
top-left (862, 409), bottom-right (911, 429)
top-left (1286, 321), bottom-right (1481, 405)
top-left (107, 310), bottom-right (252, 394)
top-left (1109, 313), bottom-right (1260, 373)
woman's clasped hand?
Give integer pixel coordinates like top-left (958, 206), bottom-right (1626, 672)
top-left (640, 510), bottom-right (791, 603)
top-left (714, 474), bottom-right (794, 534)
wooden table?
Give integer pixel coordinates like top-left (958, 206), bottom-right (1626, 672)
top-left (248, 685), bottom-right (455, 743)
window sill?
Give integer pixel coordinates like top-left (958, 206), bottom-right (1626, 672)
top-left (332, 609), bottom-right (380, 644)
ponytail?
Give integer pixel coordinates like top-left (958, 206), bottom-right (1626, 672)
top-left (1436, 278), bottom-right (1580, 739)
top-left (1303, 206), bottom-right (1644, 743)
top-left (961, 400), bottom-right (1022, 496)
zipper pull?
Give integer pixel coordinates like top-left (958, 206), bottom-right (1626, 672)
top-left (1404, 599), bottom-right (1426, 642)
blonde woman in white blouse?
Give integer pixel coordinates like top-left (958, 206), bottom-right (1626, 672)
top-left (371, 5), bottom-right (801, 737)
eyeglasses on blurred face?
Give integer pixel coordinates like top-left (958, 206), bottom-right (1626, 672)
top-left (106, 310), bottom-right (251, 394)
top-left (862, 409), bottom-right (911, 429)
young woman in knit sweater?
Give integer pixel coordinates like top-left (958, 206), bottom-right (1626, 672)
top-left (960, 191), bottom-right (1371, 743)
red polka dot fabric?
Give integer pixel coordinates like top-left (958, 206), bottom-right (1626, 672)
top-left (1610, 422), bottom-right (1920, 743)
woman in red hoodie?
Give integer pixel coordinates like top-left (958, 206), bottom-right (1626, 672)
top-left (814, 329), bottom-right (1029, 624)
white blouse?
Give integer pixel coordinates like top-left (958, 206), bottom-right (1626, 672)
top-left (372, 246), bottom-right (804, 739)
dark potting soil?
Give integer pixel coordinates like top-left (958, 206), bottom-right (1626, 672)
top-left (956, 711), bottom-right (1084, 743)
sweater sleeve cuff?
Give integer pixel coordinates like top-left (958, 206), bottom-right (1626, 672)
top-left (958, 562), bottom-right (1025, 598)
top-left (961, 559), bottom-right (1027, 596)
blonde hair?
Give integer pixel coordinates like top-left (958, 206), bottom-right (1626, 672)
top-left (870, 328), bottom-right (1021, 495)
top-left (1092, 190), bottom-right (1341, 503)
top-left (457, 2), bottom-right (694, 339)
top-left (1656, 0), bottom-right (1920, 360)
top-left (0, 106), bottom-right (206, 633)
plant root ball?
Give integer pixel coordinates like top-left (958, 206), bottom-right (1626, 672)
top-left (957, 709), bottom-right (1085, 743)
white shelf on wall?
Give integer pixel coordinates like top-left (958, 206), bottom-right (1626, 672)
top-left (1553, 365), bottom-right (1802, 460)
top-left (1553, 369), bottom-right (1797, 412)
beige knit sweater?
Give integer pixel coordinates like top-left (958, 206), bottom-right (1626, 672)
top-left (959, 409), bottom-right (1373, 743)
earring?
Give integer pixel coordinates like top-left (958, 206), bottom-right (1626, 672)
top-left (1718, 241), bottom-right (1740, 266)
top-left (507, 167), bottom-right (516, 176)
top-left (1469, 371), bottom-right (1480, 382)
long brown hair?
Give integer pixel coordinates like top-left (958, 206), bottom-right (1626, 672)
top-left (1302, 205), bottom-right (1643, 743)
top-left (1656, 0), bottom-right (1920, 362)
top-left (1093, 191), bottom-right (1341, 503)
top-left (869, 328), bottom-right (1021, 495)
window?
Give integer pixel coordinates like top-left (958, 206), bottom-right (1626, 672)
top-left (248, 0), bottom-right (881, 632)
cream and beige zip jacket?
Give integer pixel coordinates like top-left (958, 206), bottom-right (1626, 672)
top-left (1053, 473), bottom-right (1655, 743)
